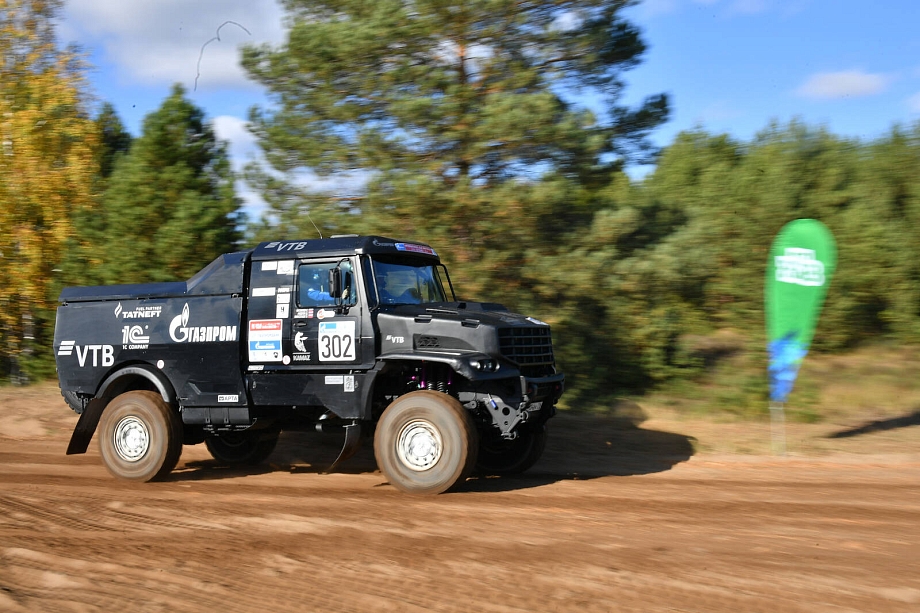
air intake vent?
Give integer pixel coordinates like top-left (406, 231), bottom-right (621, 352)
top-left (417, 335), bottom-right (441, 349)
top-left (498, 327), bottom-right (554, 371)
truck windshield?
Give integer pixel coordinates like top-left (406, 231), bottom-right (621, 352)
top-left (372, 257), bottom-right (451, 304)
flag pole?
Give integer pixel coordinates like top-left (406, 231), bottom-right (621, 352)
top-left (769, 400), bottom-right (786, 456)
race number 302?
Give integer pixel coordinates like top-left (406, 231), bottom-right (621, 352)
top-left (318, 320), bottom-right (356, 362)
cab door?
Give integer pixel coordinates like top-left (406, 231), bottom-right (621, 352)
top-left (289, 259), bottom-right (363, 368)
top-left (246, 256), bottom-right (379, 416)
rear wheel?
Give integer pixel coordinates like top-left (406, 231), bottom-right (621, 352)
top-left (98, 391), bottom-right (182, 482)
top-left (374, 391), bottom-right (477, 495)
top-left (205, 429), bottom-right (280, 465)
top-left (475, 424), bottom-right (547, 476)
top-left (61, 389), bottom-right (85, 414)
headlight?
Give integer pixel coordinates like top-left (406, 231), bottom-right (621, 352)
top-left (473, 359), bottom-right (499, 372)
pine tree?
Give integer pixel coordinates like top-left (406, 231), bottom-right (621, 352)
top-left (93, 84), bottom-right (243, 284)
top-left (241, 0), bottom-right (668, 240)
top-left (95, 102), bottom-right (132, 182)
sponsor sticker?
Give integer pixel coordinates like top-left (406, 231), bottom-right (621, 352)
top-left (169, 303), bottom-right (238, 343)
top-left (248, 319), bottom-right (283, 362)
top-left (122, 325), bottom-right (150, 349)
top-left (261, 261), bottom-right (278, 271)
top-left (277, 260), bottom-right (295, 275)
top-left (294, 332), bottom-right (308, 353)
top-left (217, 395), bottom-right (239, 403)
top-left (115, 303), bottom-right (163, 319)
top-left (252, 287), bottom-right (276, 297)
top-left (58, 343), bottom-right (114, 367)
top-left (265, 241), bottom-right (309, 252)
top-left (276, 303), bottom-right (290, 319)
top-left (396, 243), bottom-right (437, 256)
top-left (322, 374), bottom-right (354, 391)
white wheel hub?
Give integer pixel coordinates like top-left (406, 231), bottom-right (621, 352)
top-left (396, 420), bottom-right (442, 471)
top-left (113, 416), bottom-right (150, 462)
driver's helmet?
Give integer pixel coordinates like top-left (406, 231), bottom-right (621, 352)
top-left (376, 273), bottom-right (394, 302)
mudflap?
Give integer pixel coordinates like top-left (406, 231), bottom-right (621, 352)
top-left (325, 422), bottom-right (363, 473)
top-left (66, 397), bottom-right (108, 455)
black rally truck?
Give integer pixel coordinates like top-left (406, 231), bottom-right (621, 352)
top-left (54, 236), bottom-right (564, 494)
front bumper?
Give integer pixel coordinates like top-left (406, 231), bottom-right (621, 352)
top-left (520, 372), bottom-right (565, 408)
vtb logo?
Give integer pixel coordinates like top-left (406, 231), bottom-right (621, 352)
top-left (58, 341), bottom-right (114, 367)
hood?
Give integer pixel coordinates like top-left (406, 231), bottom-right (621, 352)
top-left (375, 301), bottom-right (554, 375)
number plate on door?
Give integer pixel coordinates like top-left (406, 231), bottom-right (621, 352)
top-left (318, 320), bottom-right (356, 362)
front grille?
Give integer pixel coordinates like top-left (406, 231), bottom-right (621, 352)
top-left (498, 327), bottom-right (554, 369)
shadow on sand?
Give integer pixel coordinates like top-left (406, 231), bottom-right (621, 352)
top-left (167, 403), bottom-right (696, 493)
top-left (825, 409), bottom-right (920, 439)
top-left (460, 409), bottom-right (696, 493)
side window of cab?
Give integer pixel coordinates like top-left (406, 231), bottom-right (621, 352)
top-left (297, 262), bottom-right (357, 307)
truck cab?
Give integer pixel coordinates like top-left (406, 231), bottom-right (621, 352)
top-left (55, 236), bottom-right (564, 494)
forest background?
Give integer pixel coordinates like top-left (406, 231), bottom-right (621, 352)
top-left (1, 0), bottom-right (918, 419)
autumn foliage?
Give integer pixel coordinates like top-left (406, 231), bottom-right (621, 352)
top-left (0, 0), bottom-right (98, 379)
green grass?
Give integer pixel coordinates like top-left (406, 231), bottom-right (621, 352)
top-left (624, 339), bottom-right (920, 426)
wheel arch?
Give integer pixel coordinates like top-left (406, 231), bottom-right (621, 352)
top-left (95, 364), bottom-right (177, 406)
top-left (66, 364), bottom-right (178, 455)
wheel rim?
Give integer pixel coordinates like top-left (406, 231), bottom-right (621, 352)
top-left (112, 415), bottom-right (150, 462)
top-left (396, 420), bottom-right (442, 471)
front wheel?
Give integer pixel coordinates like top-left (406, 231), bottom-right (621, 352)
top-left (475, 424), bottom-right (547, 476)
top-left (98, 390), bottom-right (182, 482)
top-left (205, 429), bottom-right (280, 465)
top-left (374, 391), bottom-right (478, 495)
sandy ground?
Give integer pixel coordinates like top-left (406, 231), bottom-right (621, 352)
top-left (1, 383), bottom-right (918, 612)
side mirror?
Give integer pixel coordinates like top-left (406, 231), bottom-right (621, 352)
top-left (328, 268), bottom-right (343, 299)
top-left (342, 271), bottom-right (354, 303)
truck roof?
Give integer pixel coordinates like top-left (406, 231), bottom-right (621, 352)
top-left (59, 237), bottom-right (440, 303)
top-left (250, 236), bottom-right (439, 261)
top-left (59, 251), bottom-right (248, 302)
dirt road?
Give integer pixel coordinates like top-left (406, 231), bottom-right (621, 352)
top-left (1, 384), bottom-right (918, 612)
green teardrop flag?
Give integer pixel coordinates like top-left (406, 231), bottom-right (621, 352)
top-left (766, 219), bottom-right (836, 402)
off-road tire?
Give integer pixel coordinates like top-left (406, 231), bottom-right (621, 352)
top-left (205, 429), bottom-right (280, 465)
top-left (61, 389), bottom-right (85, 414)
top-left (374, 391), bottom-right (478, 495)
top-left (98, 391), bottom-right (182, 482)
top-left (475, 424), bottom-right (547, 476)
